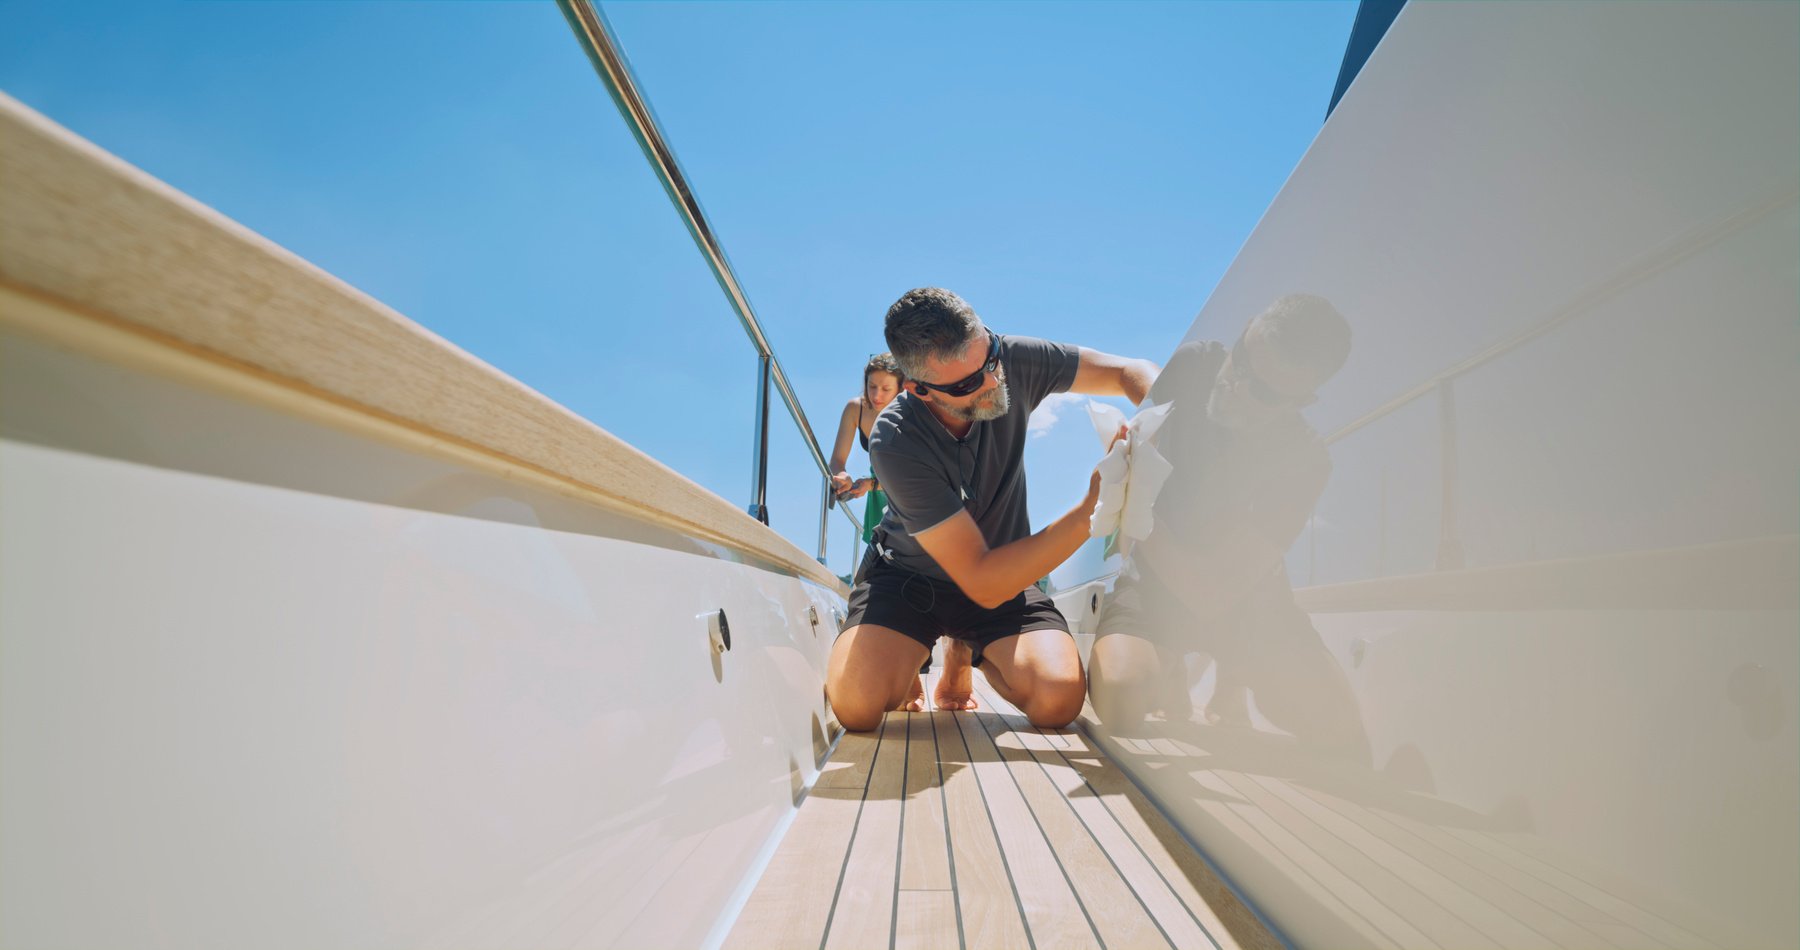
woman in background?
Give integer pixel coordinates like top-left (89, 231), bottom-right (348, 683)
top-left (829, 352), bottom-right (950, 713)
top-left (828, 353), bottom-right (904, 544)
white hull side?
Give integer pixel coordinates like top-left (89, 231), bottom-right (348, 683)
top-left (1082, 2), bottom-right (1799, 947)
top-left (1, 325), bottom-right (843, 948)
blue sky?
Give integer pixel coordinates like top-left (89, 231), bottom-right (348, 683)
top-left (1, 0), bottom-right (1355, 579)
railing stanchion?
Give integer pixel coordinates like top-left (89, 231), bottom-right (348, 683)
top-left (816, 477), bottom-right (832, 565)
top-left (750, 354), bottom-right (771, 524)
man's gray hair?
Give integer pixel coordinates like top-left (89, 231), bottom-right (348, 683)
top-left (884, 287), bottom-right (985, 380)
top-left (1254, 293), bottom-right (1353, 386)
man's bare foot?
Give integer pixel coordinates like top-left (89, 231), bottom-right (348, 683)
top-left (896, 674), bottom-right (926, 713)
top-left (934, 640), bottom-right (980, 711)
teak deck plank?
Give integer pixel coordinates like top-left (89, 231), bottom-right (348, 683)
top-left (1171, 755), bottom-right (1402, 949)
top-left (894, 889), bottom-right (960, 950)
top-left (816, 729), bottom-right (881, 789)
top-left (970, 680), bottom-right (1179, 950)
top-left (727, 670), bottom-right (1282, 950)
top-left (824, 714), bottom-right (908, 950)
top-left (723, 720), bottom-right (885, 950)
top-left (976, 713), bottom-right (1172, 949)
top-left (955, 705), bottom-right (1101, 950)
top-left (933, 709), bottom-right (1032, 950)
top-left (899, 711), bottom-right (953, 890)
top-left (1058, 719), bottom-right (1282, 950)
top-left (997, 712), bottom-right (1225, 950)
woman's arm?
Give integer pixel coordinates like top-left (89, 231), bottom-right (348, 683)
top-left (828, 399), bottom-right (863, 497)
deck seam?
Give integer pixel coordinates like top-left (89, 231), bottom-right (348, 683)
top-left (890, 715), bottom-right (909, 950)
top-left (819, 723), bottom-right (885, 950)
top-left (1074, 722), bottom-right (1300, 950)
top-left (1024, 716), bottom-right (1224, 950)
top-left (930, 712), bottom-right (968, 949)
top-left (953, 709), bottom-right (1037, 950)
top-left (1009, 712), bottom-right (1179, 949)
top-left (971, 707), bottom-right (1108, 949)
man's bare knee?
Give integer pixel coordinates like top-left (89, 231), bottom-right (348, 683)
top-left (826, 623), bottom-right (928, 731)
top-left (1024, 687), bottom-right (1084, 728)
top-left (826, 676), bottom-right (895, 733)
top-left (835, 704), bottom-right (887, 733)
top-left (1021, 670), bottom-right (1086, 728)
top-left (828, 672), bottom-right (907, 730)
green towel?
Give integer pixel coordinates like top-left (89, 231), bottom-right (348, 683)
top-left (861, 486), bottom-right (888, 544)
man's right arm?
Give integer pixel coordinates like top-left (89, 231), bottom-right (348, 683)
top-left (912, 471), bottom-right (1102, 609)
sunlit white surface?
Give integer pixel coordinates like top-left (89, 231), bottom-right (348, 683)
top-left (0, 330), bottom-right (843, 949)
top-left (1085, 2), bottom-right (1798, 947)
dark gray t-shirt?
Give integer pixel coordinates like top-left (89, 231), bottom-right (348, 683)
top-left (868, 334), bottom-right (1080, 581)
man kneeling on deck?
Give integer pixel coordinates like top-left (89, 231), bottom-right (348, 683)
top-left (827, 287), bottom-right (1157, 731)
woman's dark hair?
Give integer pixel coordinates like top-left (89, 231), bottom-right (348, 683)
top-left (864, 352), bottom-right (904, 390)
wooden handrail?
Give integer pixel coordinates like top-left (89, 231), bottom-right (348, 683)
top-left (0, 92), bottom-right (846, 593)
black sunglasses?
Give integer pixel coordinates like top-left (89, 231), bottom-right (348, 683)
top-left (1230, 332), bottom-right (1292, 407)
top-left (914, 332), bottom-right (1001, 398)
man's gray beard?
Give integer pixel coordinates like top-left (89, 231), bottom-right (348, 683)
top-left (952, 381), bottom-right (1011, 423)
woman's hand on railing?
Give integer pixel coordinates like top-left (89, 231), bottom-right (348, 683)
top-left (834, 474), bottom-right (875, 501)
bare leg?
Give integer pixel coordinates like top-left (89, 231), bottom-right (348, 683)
top-left (977, 629), bottom-right (1085, 728)
top-left (826, 624), bottom-right (931, 732)
top-left (933, 639), bottom-right (979, 711)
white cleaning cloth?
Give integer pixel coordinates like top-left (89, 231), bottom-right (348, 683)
top-left (1087, 400), bottom-right (1174, 542)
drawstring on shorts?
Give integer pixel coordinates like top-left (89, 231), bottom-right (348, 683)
top-left (876, 536), bottom-right (938, 614)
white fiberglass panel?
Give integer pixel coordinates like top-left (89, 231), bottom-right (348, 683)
top-left (1085, 2), bottom-right (1798, 948)
top-left (1, 371), bottom-right (841, 949)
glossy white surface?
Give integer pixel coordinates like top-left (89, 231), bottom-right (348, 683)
top-left (1085, 2), bottom-right (1798, 947)
top-left (0, 328), bottom-right (844, 948)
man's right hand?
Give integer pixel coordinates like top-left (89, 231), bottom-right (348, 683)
top-left (1082, 423), bottom-right (1127, 517)
top-left (1106, 423), bottom-right (1129, 453)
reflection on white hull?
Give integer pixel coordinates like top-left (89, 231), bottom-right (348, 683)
top-left (1081, 2), bottom-right (1799, 947)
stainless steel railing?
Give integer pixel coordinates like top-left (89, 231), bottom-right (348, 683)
top-left (556, 0), bottom-right (861, 565)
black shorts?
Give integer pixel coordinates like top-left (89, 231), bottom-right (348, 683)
top-left (841, 553), bottom-right (1071, 668)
